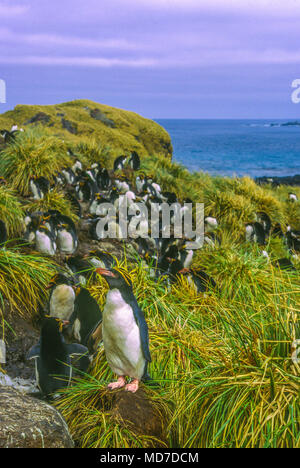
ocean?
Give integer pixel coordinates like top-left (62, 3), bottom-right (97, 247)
top-left (156, 119), bottom-right (300, 178)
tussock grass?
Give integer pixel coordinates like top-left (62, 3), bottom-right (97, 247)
top-left (0, 128), bottom-right (71, 195)
top-left (72, 139), bottom-right (112, 168)
top-left (56, 373), bottom-right (169, 448)
top-left (56, 250), bottom-right (300, 448)
top-left (0, 247), bottom-right (57, 327)
top-left (24, 188), bottom-right (78, 221)
top-left (0, 186), bottom-right (24, 237)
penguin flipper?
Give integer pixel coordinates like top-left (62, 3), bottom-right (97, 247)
top-left (27, 344), bottom-right (40, 360)
top-left (67, 343), bottom-right (90, 373)
top-left (66, 343), bottom-right (89, 357)
top-left (141, 361), bottom-right (151, 382)
top-left (129, 298), bottom-right (151, 363)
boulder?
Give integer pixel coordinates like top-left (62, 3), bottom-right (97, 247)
top-left (0, 386), bottom-right (74, 448)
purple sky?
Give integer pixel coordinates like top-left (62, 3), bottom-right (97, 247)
top-left (0, 0), bottom-right (300, 118)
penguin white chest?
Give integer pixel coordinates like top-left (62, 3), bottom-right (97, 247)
top-left (30, 180), bottom-right (41, 200)
top-left (35, 231), bottom-right (56, 255)
top-left (90, 257), bottom-right (106, 269)
top-left (183, 250), bottom-right (194, 268)
top-left (50, 285), bottom-right (75, 321)
top-left (102, 289), bottom-right (145, 379)
top-left (89, 199), bottom-right (98, 214)
top-left (57, 230), bottom-right (76, 253)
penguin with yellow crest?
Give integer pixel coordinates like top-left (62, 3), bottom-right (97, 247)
top-left (96, 267), bottom-right (151, 393)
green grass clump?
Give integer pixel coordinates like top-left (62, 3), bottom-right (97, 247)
top-left (0, 186), bottom-right (24, 237)
top-left (0, 128), bottom-right (71, 195)
top-left (72, 139), bottom-right (112, 168)
top-left (24, 188), bottom-right (78, 222)
top-left (56, 374), bottom-right (169, 448)
top-left (0, 247), bottom-right (57, 324)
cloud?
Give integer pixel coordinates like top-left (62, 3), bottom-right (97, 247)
top-left (0, 48), bottom-right (300, 68)
top-left (0, 1), bottom-right (299, 70)
top-left (131, 0), bottom-right (300, 14)
top-left (0, 28), bottom-right (143, 51)
top-left (0, 3), bottom-right (29, 16)
top-left (128, 0), bottom-right (300, 17)
top-left (0, 55), bottom-right (157, 67)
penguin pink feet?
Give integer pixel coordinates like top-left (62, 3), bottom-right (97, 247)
top-left (107, 376), bottom-right (126, 390)
top-left (125, 379), bottom-right (139, 393)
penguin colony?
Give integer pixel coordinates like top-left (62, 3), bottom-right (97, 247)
top-left (0, 129), bottom-right (299, 397)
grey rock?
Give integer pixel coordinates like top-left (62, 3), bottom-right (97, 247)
top-left (0, 386), bottom-right (74, 448)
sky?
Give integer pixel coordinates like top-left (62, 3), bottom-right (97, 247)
top-left (0, 0), bottom-right (300, 118)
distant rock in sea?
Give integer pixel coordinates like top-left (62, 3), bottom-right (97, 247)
top-left (256, 174), bottom-right (300, 187)
top-left (270, 121), bottom-right (300, 127)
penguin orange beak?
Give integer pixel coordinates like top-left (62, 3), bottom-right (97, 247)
top-left (178, 268), bottom-right (189, 274)
top-left (96, 268), bottom-right (116, 278)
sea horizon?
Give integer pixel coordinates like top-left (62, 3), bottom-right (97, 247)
top-left (156, 118), bottom-right (300, 179)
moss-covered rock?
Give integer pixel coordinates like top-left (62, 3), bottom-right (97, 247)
top-left (0, 99), bottom-right (173, 160)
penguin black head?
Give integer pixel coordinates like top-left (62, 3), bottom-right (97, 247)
top-left (46, 273), bottom-right (73, 289)
top-left (96, 267), bottom-right (133, 290)
top-left (165, 245), bottom-right (179, 260)
top-left (57, 223), bottom-right (70, 232)
top-left (38, 224), bottom-right (49, 232)
top-left (42, 316), bottom-right (69, 333)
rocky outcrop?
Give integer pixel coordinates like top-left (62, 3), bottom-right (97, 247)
top-left (90, 108), bottom-right (116, 128)
top-left (61, 118), bottom-right (78, 135)
top-left (0, 386), bottom-right (74, 448)
top-left (25, 112), bottom-right (51, 125)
